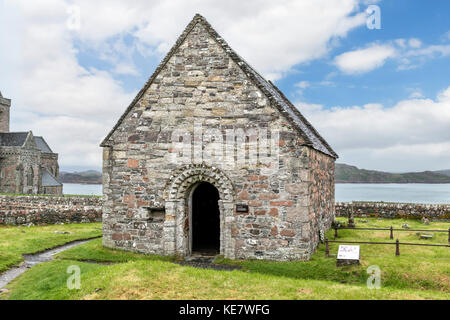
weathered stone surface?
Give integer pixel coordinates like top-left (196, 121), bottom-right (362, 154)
top-left (0, 94), bottom-right (61, 195)
top-left (336, 202), bottom-right (450, 220)
top-left (0, 195), bottom-right (102, 225)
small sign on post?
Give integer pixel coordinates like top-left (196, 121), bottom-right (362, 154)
top-left (337, 245), bottom-right (360, 267)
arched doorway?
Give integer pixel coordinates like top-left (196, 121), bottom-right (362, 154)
top-left (163, 164), bottom-right (235, 258)
top-left (191, 182), bottom-right (220, 254)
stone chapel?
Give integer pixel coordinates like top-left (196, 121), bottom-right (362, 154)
top-left (101, 14), bottom-right (337, 261)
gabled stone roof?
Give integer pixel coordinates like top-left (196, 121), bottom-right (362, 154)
top-left (42, 168), bottom-right (62, 187)
top-left (34, 136), bottom-right (53, 153)
top-left (0, 132), bottom-right (29, 147)
top-left (100, 14), bottom-right (337, 158)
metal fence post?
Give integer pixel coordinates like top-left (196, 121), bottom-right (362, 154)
top-left (334, 226), bottom-right (338, 238)
top-left (325, 238), bottom-right (329, 257)
top-left (395, 239), bottom-right (400, 256)
top-left (448, 228), bottom-right (450, 244)
top-left (390, 226), bottom-right (393, 240)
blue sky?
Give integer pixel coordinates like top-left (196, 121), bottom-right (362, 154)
top-left (0, 0), bottom-right (449, 172)
top-left (74, 0), bottom-right (450, 108)
top-left (278, 0), bottom-right (450, 107)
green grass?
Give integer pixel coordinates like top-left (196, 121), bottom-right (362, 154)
top-left (1, 218), bottom-right (449, 300)
top-left (55, 238), bottom-right (175, 264)
top-left (2, 258), bottom-right (448, 300)
top-left (217, 218), bottom-right (450, 292)
top-left (0, 223), bottom-right (102, 273)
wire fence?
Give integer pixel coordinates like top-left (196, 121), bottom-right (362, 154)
top-left (332, 225), bottom-right (450, 242)
top-left (326, 224), bottom-right (450, 257)
top-left (325, 238), bottom-right (449, 257)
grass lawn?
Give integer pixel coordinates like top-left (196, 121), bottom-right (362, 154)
top-left (0, 223), bottom-right (102, 273)
top-left (1, 218), bottom-right (449, 300)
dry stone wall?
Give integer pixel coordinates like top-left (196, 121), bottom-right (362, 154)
top-left (308, 149), bottom-right (335, 251)
top-left (0, 195), bottom-right (102, 225)
top-left (336, 202), bottom-right (450, 220)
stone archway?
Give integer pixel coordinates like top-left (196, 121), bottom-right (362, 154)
top-left (163, 164), bottom-right (235, 258)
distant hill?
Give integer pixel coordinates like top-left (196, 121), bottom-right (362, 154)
top-left (60, 170), bottom-right (102, 184)
top-left (435, 169), bottom-right (450, 177)
top-left (60, 166), bottom-right (450, 184)
top-left (336, 164), bottom-right (450, 183)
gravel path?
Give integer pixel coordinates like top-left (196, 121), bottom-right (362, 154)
top-left (0, 237), bottom-right (100, 289)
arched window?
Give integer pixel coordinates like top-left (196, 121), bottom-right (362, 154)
top-left (27, 167), bottom-right (34, 186)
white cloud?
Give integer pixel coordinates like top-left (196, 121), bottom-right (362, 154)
top-left (0, 0), bottom-right (135, 169)
top-left (335, 37), bottom-right (450, 74)
top-left (406, 44), bottom-right (450, 58)
top-left (408, 38), bottom-right (422, 48)
top-left (112, 63), bottom-right (140, 76)
top-left (69, 0), bottom-right (367, 78)
top-left (394, 39), bottom-right (407, 49)
top-left (294, 81), bottom-right (310, 94)
top-left (334, 44), bottom-right (397, 74)
top-left (297, 86), bottom-right (450, 171)
top-left (295, 81), bottom-right (310, 89)
top-left (0, 0), bottom-right (369, 169)
top-left (408, 88), bottom-right (424, 99)
top-left (443, 30), bottom-right (450, 41)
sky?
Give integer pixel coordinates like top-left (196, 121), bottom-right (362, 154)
top-left (0, 0), bottom-right (449, 173)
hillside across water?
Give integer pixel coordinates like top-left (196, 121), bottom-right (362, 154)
top-left (336, 163), bottom-right (450, 183)
top-left (60, 165), bottom-right (450, 185)
top-left (60, 170), bottom-right (102, 184)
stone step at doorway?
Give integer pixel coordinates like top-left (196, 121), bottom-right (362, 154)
top-left (176, 252), bottom-right (242, 271)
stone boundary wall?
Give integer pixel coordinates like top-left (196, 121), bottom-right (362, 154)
top-left (0, 195), bottom-right (103, 225)
top-left (335, 202), bottom-right (450, 220)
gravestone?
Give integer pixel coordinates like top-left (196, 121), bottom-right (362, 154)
top-left (336, 245), bottom-right (360, 267)
top-left (348, 203), bottom-right (356, 228)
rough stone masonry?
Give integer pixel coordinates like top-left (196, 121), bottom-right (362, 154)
top-left (100, 14), bottom-right (338, 261)
top-left (0, 195), bottom-right (102, 225)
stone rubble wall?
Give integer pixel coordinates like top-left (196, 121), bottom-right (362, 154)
top-left (308, 149), bottom-right (335, 251)
top-left (0, 195), bottom-right (102, 225)
top-left (335, 202), bottom-right (450, 219)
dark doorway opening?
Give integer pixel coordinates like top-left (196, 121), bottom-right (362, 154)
top-left (192, 182), bottom-right (220, 254)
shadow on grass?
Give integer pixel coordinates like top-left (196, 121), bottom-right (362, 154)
top-left (214, 246), bottom-right (366, 285)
